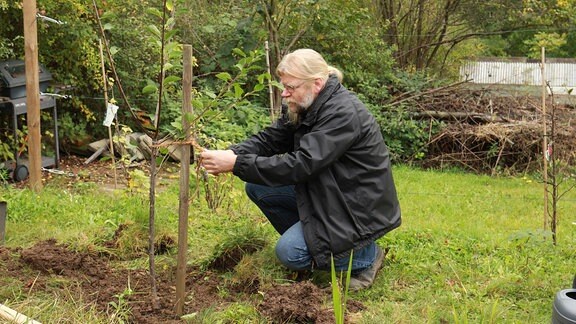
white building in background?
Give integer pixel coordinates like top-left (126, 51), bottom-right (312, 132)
top-left (459, 58), bottom-right (576, 96)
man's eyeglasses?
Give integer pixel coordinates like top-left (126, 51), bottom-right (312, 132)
top-left (283, 80), bottom-right (308, 93)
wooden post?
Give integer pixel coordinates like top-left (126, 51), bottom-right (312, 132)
top-left (0, 201), bottom-right (6, 244)
top-left (265, 41), bottom-right (275, 120)
top-left (541, 47), bottom-right (548, 230)
top-left (175, 44), bottom-right (193, 316)
top-left (99, 39), bottom-right (118, 188)
top-left (23, 0), bottom-right (42, 192)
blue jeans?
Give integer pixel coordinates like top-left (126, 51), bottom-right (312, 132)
top-left (245, 183), bottom-right (377, 272)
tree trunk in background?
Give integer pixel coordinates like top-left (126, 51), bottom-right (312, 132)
top-left (374, 0), bottom-right (470, 71)
top-left (258, 0), bottom-right (318, 117)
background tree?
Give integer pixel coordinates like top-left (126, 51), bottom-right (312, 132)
top-left (255, 0), bottom-right (322, 114)
top-left (370, 0), bottom-right (576, 73)
top-left (373, 0), bottom-right (479, 72)
top-left (461, 0), bottom-right (576, 59)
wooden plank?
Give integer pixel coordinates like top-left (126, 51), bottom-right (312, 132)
top-left (0, 303), bottom-right (42, 324)
top-left (84, 140), bottom-right (109, 164)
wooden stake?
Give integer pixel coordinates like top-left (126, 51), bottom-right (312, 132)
top-left (23, 0), bottom-right (42, 192)
top-left (0, 201), bottom-right (6, 244)
top-left (265, 41), bottom-right (275, 120)
top-left (99, 39), bottom-right (118, 188)
top-left (175, 44), bottom-right (193, 316)
top-left (0, 303), bottom-right (42, 324)
top-left (541, 47), bottom-right (548, 230)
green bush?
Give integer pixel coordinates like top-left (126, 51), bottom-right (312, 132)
top-left (371, 103), bottom-right (443, 163)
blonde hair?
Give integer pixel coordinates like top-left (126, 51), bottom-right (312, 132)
top-left (276, 49), bottom-right (343, 82)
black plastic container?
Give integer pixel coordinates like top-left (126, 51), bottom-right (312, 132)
top-left (553, 288), bottom-right (576, 324)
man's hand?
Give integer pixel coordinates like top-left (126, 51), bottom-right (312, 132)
top-left (200, 149), bottom-right (237, 175)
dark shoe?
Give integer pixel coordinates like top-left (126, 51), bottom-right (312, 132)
top-left (348, 245), bottom-right (385, 291)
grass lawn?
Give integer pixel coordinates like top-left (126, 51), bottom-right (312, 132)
top-left (0, 165), bottom-right (574, 323)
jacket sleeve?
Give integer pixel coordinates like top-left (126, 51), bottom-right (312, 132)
top-left (233, 99), bottom-right (360, 187)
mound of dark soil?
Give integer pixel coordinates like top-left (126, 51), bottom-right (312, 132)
top-left (3, 155), bottom-right (366, 322)
top-left (2, 237), bottom-right (362, 323)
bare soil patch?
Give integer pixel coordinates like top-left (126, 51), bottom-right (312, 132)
top-left (12, 154), bottom-right (179, 190)
top-left (1, 235), bottom-right (357, 323)
top-left (3, 155), bottom-right (363, 323)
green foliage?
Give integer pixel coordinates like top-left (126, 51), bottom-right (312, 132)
top-left (0, 139), bottom-right (14, 162)
top-left (97, 1), bottom-right (172, 128)
top-left (178, 1), bottom-right (264, 75)
top-left (199, 105), bottom-right (270, 146)
top-left (299, 0), bottom-right (397, 105)
top-left (186, 302), bottom-right (262, 323)
top-left (0, 166), bottom-right (9, 185)
top-left (362, 71), bottom-right (447, 163)
top-left (525, 32), bottom-right (568, 59)
top-left (177, 49), bottom-right (270, 144)
top-left (107, 282), bottom-right (134, 322)
top-left (57, 112), bottom-right (90, 151)
top-left (331, 251), bottom-right (353, 324)
top-left (0, 36), bottom-right (15, 60)
top-left (372, 103), bottom-right (443, 163)
top-left (472, 1), bottom-right (576, 58)
top-left (0, 1), bottom-right (107, 141)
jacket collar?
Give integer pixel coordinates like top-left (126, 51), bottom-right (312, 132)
top-left (300, 74), bottom-right (340, 126)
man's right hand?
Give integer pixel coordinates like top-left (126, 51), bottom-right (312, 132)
top-left (199, 149), bottom-right (237, 175)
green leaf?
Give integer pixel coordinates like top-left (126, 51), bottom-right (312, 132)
top-left (232, 48), bottom-right (247, 58)
top-left (163, 75), bottom-right (181, 84)
top-left (234, 83), bottom-right (244, 98)
top-left (270, 80), bottom-right (283, 90)
top-left (142, 84), bottom-right (158, 94)
top-left (146, 8), bottom-right (163, 19)
top-left (100, 12), bottom-right (116, 20)
top-left (165, 17), bottom-right (175, 29)
top-left (192, 99), bottom-right (204, 109)
top-left (146, 25), bottom-right (161, 38)
top-left (216, 72), bottom-right (232, 81)
top-left (330, 255), bottom-right (343, 324)
top-left (257, 73), bottom-right (269, 84)
top-left (165, 0), bottom-right (174, 11)
top-left (103, 23), bottom-right (114, 31)
top-left (155, 155), bottom-right (164, 165)
top-left (253, 83), bottom-right (265, 92)
top-left (165, 30), bottom-right (178, 41)
top-left (163, 62), bottom-right (174, 71)
top-left (205, 91), bottom-right (217, 99)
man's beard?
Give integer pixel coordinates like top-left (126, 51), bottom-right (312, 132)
top-left (284, 92), bottom-right (315, 124)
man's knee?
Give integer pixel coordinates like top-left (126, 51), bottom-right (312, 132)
top-left (275, 238), bottom-right (311, 271)
top-left (245, 182), bottom-right (259, 202)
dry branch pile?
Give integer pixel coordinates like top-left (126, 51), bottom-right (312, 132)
top-left (403, 85), bottom-right (576, 174)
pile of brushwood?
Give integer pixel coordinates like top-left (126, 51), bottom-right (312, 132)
top-left (400, 83), bottom-right (576, 175)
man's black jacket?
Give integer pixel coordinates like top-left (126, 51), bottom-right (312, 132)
top-left (231, 74), bottom-right (401, 269)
